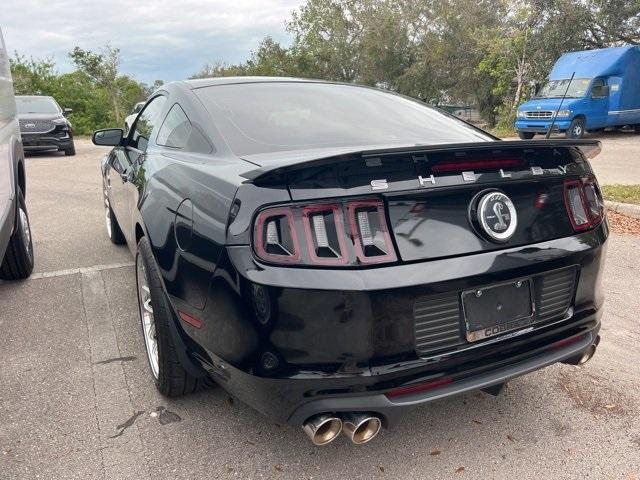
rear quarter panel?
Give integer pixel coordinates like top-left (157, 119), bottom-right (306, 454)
top-left (140, 150), bottom-right (240, 311)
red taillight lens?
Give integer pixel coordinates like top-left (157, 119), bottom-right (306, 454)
top-left (302, 204), bottom-right (349, 265)
top-left (254, 207), bottom-right (301, 263)
top-left (563, 176), bottom-right (605, 232)
top-left (582, 177), bottom-right (604, 224)
top-left (347, 199), bottom-right (397, 264)
top-left (253, 199), bottom-right (398, 267)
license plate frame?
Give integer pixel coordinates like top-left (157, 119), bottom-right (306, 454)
top-left (462, 279), bottom-right (535, 342)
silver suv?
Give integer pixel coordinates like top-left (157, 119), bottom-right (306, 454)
top-left (0, 29), bottom-right (34, 279)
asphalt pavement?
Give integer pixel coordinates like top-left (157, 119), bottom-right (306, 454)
top-left (0, 138), bottom-right (639, 480)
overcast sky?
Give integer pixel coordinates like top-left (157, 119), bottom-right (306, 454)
top-left (1, 0), bottom-right (304, 84)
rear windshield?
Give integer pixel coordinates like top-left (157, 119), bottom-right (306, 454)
top-left (195, 82), bottom-right (492, 157)
top-left (16, 96), bottom-right (60, 114)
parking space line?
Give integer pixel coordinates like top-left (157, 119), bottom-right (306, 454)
top-left (81, 269), bottom-right (150, 480)
top-left (29, 262), bottom-right (134, 280)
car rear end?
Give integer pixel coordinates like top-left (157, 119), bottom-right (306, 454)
top-left (216, 139), bottom-right (606, 444)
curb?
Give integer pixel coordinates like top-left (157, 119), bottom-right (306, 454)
top-left (605, 200), bottom-right (640, 220)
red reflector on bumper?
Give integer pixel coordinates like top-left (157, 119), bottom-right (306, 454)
top-left (385, 377), bottom-right (453, 399)
top-left (551, 334), bottom-right (585, 350)
top-left (178, 310), bottom-right (203, 329)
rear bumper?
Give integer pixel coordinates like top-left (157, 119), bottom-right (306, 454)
top-left (515, 119), bottom-right (571, 133)
top-left (188, 223), bottom-right (608, 424)
top-left (287, 324), bottom-right (599, 427)
top-left (21, 131), bottom-right (73, 151)
top-left (205, 307), bottom-right (600, 426)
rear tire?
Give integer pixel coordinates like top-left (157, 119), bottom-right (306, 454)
top-left (0, 188), bottom-right (34, 280)
top-left (136, 236), bottom-right (204, 396)
top-left (566, 118), bottom-right (585, 139)
top-left (518, 132), bottom-right (535, 140)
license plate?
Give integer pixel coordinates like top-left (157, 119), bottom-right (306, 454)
top-left (462, 279), bottom-right (534, 342)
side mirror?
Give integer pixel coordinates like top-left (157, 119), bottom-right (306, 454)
top-left (63, 107), bottom-right (73, 115)
top-left (93, 128), bottom-right (124, 147)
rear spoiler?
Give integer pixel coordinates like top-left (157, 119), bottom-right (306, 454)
top-left (240, 139), bottom-right (601, 184)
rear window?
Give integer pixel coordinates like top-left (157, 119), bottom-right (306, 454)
top-left (194, 82), bottom-right (492, 157)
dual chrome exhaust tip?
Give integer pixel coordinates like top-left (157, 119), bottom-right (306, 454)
top-left (302, 413), bottom-right (382, 445)
top-left (302, 414), bottom-right (343, 446)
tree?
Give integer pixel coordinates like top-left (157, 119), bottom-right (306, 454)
top-left (69, 44), bottom-right (142, 125)
top-left (9, 54), bottom-right (57, 96)
top-left (11, 45), bottom-right (148, 135)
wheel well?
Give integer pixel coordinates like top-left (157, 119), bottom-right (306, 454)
top-left (135, 223), bottom-right (145, 243)
top-left (17, 160), bottom-right (25, 197)
top-left (573, 114), bottom-right (586, 122)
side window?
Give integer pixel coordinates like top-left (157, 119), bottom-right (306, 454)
top-left (157, 103), bottom-right (213, 154)
top-left (591, 78), bottom-right (607, 98)
top-left (157, 104), bottom-right (192, 149)
top-left (131, 95), bottom-right (167, 152)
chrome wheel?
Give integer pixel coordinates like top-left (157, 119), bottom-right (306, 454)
top-left (104, 198), bottom-right (112, 238)
top-left (137, 256), bottom-right (159, 379)
top-left (19, 207), bottom-right (32, 258)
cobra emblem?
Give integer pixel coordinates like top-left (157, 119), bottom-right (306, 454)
top-left (492, 202), bottom-right (508, 231)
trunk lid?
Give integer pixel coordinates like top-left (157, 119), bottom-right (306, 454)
top-left (241, 140), bottom-right (601, 263)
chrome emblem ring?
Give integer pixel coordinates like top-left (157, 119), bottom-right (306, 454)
top-left (476, 191), bottom-right (518, 242)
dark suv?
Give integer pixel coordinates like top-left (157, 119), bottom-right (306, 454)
top-left (16, 95), bottom-right (75, 156)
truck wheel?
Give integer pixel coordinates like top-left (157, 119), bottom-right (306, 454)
top-left (104, 195), bottom-right (125, 245)
top-left (0, 188), bottom-right (34, 280)
top-left (566, 118), bottom-right (585, 139)
top-left (634, 125), bottom-right (640, 134)
top-left (136, 236), bottom-right (204, 396)
top-left (518, 132), bottom-right (535, 140)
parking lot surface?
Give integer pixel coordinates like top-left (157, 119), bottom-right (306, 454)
top-left (1, 138), bottom-right (639, 480)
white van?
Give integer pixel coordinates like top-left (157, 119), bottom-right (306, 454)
top-left (0, 29), bottom-right (33, 279)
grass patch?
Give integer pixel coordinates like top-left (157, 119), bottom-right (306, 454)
top-left (601, 185), bottom-right (640, 205)
top-left (488, 125), bottom-right (518, 139)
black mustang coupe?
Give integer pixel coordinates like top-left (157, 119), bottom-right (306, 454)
top-left (93, 78), bottom-right (607, 445)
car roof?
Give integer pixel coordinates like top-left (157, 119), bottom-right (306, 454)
top-left (184, 76), bottom-right (328, 90)
top-left (15, 95), bottom-right (55, 99)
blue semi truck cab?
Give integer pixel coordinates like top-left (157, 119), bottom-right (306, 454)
top-left (515, 46), bottom-right (640, 139)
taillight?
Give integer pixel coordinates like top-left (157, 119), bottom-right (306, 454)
top-left (347, 199), bottom-right (397, 264)
top-left (302, 204), bottom-right (348, 265)
top-left (253, 199), bottom-right (398, 267)
top-left (564, 176), bottom-right (604, 232)
top-left (254, 207), bottom-right (301, 263)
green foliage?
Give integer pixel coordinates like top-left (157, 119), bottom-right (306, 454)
top-left (194, 0), bottom-right (640, 127)
top-left (602, 185), bottom-right (640, 205)
top-left (10, 45), bottom-right (148, 135)
top-left (10, 0), bottom-right (640, 133)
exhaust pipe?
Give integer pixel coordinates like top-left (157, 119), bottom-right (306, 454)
top-left (302, 414), bottom-right (342, 445)
top-left (577, 343), bottom-right (597, 365)
top-left (342, 413), bottom-right (382, 445)
top-left (561, 335), bottom-right (600, 366)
